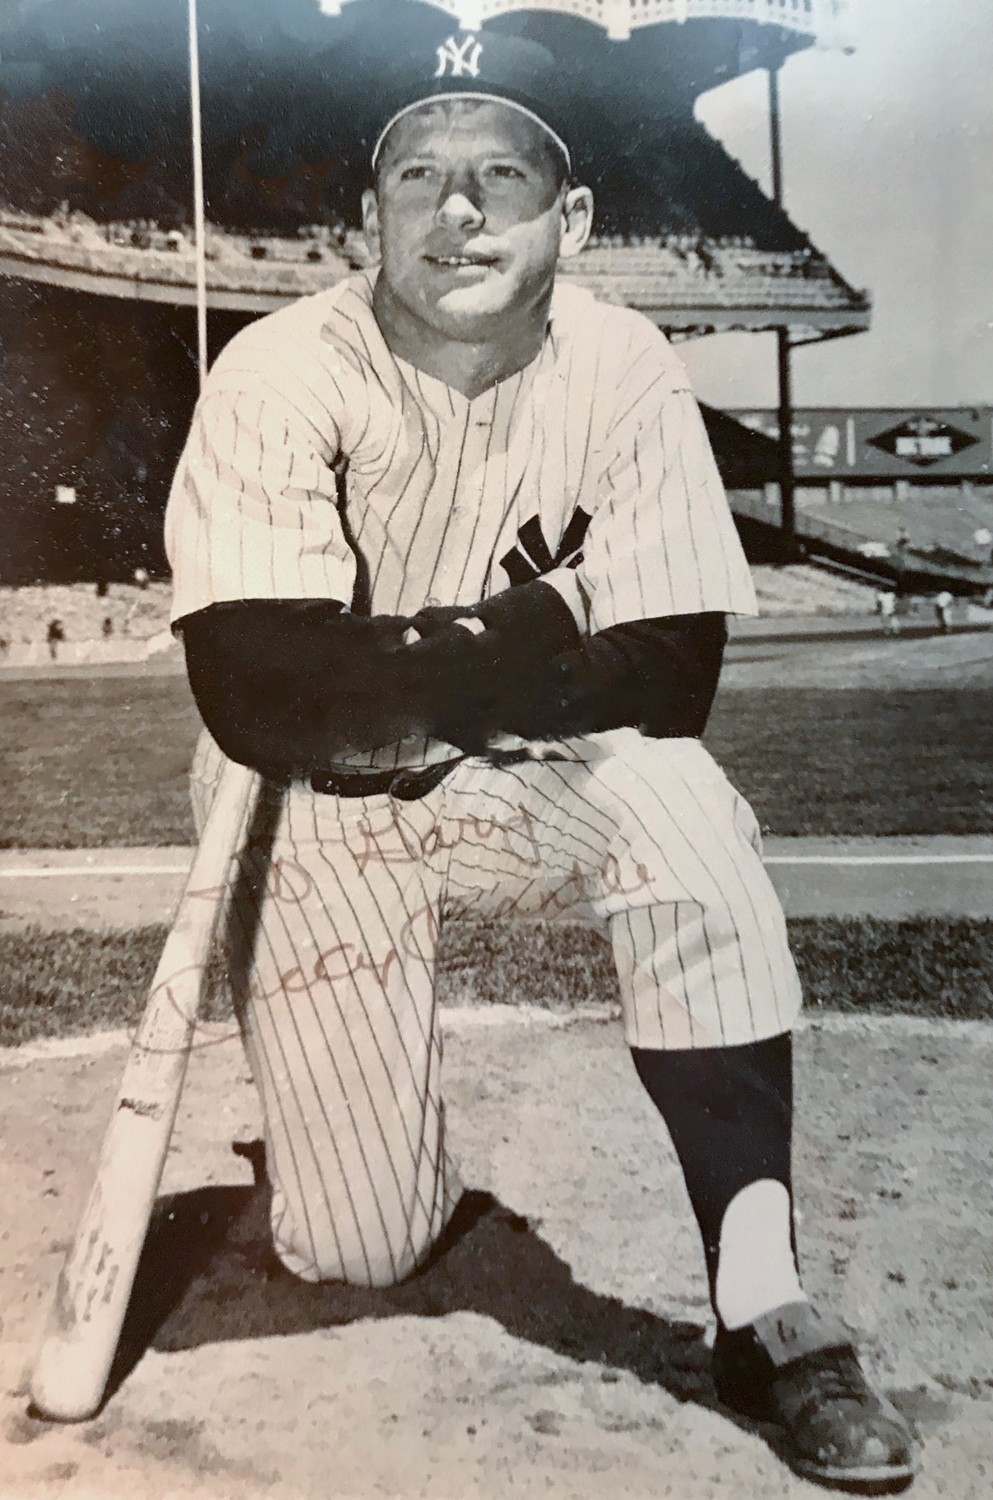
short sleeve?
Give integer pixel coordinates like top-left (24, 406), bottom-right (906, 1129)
top-left (577, 332), bottom-right (757, 633)
top-left (165, 373), bottom-right (357, 624)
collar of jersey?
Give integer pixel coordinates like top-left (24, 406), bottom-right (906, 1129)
top-left (338, 269), bottom-right (559, 409)
top-left (388, 300), bottom-right (560, 410)
top-left (392, 349), bottom-right (543, 412)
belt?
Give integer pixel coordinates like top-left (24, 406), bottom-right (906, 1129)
top-left (310, 757), bottom-right (463, 801)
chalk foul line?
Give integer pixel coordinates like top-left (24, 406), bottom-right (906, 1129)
top-left (763, 854), bottom-right (993, 867)
top-left (3, 853), bottom-right (993, 880)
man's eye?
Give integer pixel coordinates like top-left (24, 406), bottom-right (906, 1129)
top-left (487, 163), bottom-right (525, 180)
top-left (399, 165), bottom-right (432, 182)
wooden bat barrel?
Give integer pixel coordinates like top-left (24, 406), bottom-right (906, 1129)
top-left (29, 756), bottom-right (260, 1422)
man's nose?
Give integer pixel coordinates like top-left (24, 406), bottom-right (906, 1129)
top-left (435, 171), bottom-right (485, 229)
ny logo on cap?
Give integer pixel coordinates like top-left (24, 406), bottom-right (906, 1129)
top-left (435, 33), bottom-right (483, 79)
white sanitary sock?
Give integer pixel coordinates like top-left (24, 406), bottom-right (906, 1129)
top-left (714, 1179), bottom-right (807, 1331)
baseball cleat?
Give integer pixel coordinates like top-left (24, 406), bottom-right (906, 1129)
top-left (713, 1302), bottom-right (917, 1493)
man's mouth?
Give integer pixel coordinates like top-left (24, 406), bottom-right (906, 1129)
top-left (425, 254), bottom-right (499, 269)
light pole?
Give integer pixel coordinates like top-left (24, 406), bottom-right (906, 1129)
top-left (768, 63), bottom-right (796, 559)
top-left (187, 0), bottom-right (208, 390)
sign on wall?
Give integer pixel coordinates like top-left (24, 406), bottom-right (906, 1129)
top-left (733, 409), bottom-right (993, 479)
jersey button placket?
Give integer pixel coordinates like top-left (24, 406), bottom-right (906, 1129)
top-left (437, 391), bottom-right (495, 598)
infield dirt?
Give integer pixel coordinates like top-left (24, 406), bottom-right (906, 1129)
top-left (2, 1009), bottom-right (992, 1500)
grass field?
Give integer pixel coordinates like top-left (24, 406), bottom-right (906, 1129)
top-left (1, 676), bottom-right (198, 847)
top-left (2, 676), bottom-right (992, 845)
top-left (2, 916), bottom-right (992, 1046)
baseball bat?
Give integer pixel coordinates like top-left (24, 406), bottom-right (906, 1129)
top-left (29, 755), bottom-right (260, 1422)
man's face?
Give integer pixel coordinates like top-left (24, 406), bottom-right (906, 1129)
top-left (363, 99), bottom-right (589, 342)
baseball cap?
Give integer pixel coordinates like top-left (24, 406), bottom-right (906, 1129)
top-left (370, 30), bottom-right (577, 175)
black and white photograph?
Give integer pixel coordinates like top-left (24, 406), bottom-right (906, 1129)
top-left (0, 1), bottom-right (991, 1495)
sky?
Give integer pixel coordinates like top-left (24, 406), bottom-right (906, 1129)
top-left (682, 0), bottom-right (993, 411)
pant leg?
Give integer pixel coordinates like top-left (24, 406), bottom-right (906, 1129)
top-left (191, 731), bottom-right (461, 1287)
top-left (587, 732), bottom-right (802, 1050)
top-left (434, 732), bottom-right (801, 1051)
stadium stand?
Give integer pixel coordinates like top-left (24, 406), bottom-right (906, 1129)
top-left (799, 487), bottom-right (993, 567)
top-left (0, 199), bottom-right (866, 330)
top-left (558, 240), bottom-right (863, 323)
top-left (0, 212), bottom-right (357, 302)
top-left (748, 565), bottom-right (877, 617)
top-left (586, 117), bottom-right (809, 248)
top-left (0, 584), bottom-right (177, 666)
top-left (731, 487), bottom-right (993, 593)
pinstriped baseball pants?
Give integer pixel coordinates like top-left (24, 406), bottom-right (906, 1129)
top-left (191, 727), bottom-right (802, 1288)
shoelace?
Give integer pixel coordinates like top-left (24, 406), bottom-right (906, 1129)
top-left (788, 1351), bottom-right (871, 1425)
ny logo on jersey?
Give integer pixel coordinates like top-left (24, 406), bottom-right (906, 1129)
top-left (500, 507), bottom-right (591, 587)
top-left (435, 33), bottom-right (483, 78)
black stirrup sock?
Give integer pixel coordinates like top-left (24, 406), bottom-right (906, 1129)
top-left (631, 1034), bottom-right (799, 1321)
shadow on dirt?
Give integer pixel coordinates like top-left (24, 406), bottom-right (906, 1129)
top-left (87, 1144), bottom-right (921, 1491)
top-left (104, 1143), bottom-right (712, 1412)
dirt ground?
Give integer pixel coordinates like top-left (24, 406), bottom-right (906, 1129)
top-left (1, 1009), bottom-right (992, 1500)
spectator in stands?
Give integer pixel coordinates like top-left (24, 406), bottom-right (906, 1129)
top-left (694, 238), bottom-right (716, 274)
top-left (875, 588), bottom-right (900, 637)
top-left (933, 591), bottom-right (954, 633)
top-left (46, 619), bottom-right (65, 660)
top-left (102, 617), bottom-right (114, 639)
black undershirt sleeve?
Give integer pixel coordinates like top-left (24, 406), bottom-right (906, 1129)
top-left (180, 600), bottom-right (416, 775)
top-left (178, 589), bottom-right (725, 778)
top-left (496, 610), bottom-right (728, 743)
top-left (177, 581), bottom-right (580, 776)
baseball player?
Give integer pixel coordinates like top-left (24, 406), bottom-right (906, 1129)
top-left (875, 588), bottom-right (900, 636)
top-left (165, 31), bottom-right (914, 1491)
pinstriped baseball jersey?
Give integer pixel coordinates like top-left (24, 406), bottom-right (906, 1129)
top-left (165, 271), bottom-right (755, 771)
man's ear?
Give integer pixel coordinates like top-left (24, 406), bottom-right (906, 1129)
top-left (361, 187), bottom-right (382, 262)
top-left (558, 185), bottom-right (594, 260)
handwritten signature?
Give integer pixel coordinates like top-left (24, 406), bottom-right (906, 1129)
top-left (219, 801), bottom-right (652, 904)
top-left (149, 852), bottom-right (650, 1056)
top-left (164, 802), bottom-right (653, 1050)
top-left (351, 801), bottom-right (544, 876)
top-left (214, 846), bottom-right (649, 1015)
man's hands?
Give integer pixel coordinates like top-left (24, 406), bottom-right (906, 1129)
top-left (399, 618), bottom-right (513, 755)
top-left (398, 580), bottom-right (602, 752)
top-left (399, 582), bottom-right (585, 752)
top-left (401, 607), bottom-right (732, 751)
top-left (408, 602), bottom-right (484, 636)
